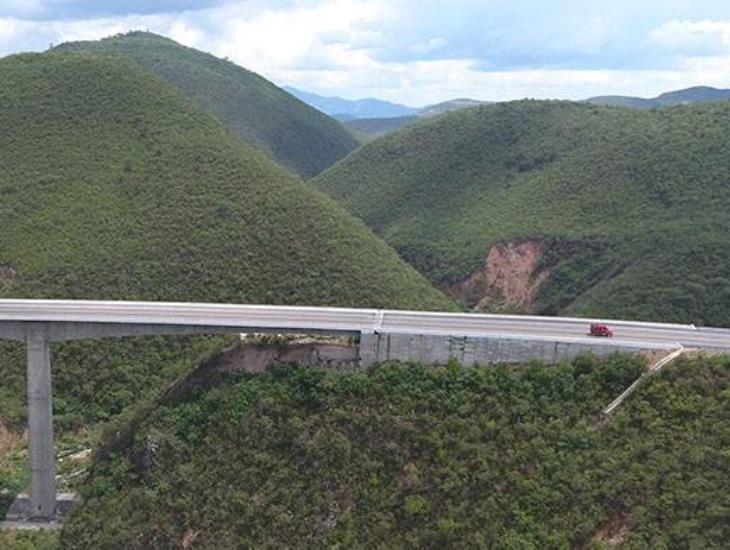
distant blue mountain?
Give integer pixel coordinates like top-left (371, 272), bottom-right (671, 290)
top-left (286, 84), bottom-right (730, 121)
top-left (284, 86), bottom-right (418, 119)
top-left (587, 86), bottom-right (730, 109)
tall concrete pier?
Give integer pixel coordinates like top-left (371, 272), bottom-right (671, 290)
top-left (26, 327), bottom-right (56, 520)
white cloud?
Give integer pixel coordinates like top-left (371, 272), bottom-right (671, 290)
top-left (198, 0), bottom-right (386, 71)
top-left (650, 19), bottom-right (730, 53)
top-left (410, 37), bottom-right (448, 55)
top-left (167, 19), bottom-right (205, 47)
top-left (2, 2), bottom-right (730, 104)
top-left (277, 56), bottom-right (730, 105)
top-left (0, 18), bottom-right (21, 44)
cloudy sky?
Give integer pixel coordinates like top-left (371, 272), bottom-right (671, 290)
top-left (2, 0), bottom-right (730, 106)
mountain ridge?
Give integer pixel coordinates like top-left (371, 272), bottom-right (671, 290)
top-left (586, 85), bottom-right (730, 109)
top-left (286, 86), bottom-right (492, 121)
top-left (288, 84), bottom-right (730, 125)
top-left (54, 32), bottom-right (359, 178)
top-left (314, 99), bottom-right (730, 325)
top-left (0, 50), bottom-right (453, 428)
top-left (284, 86), bottom-right (418, 119)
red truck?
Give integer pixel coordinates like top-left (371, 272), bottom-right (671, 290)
top-left (588, 323), bottom-right (613, 337)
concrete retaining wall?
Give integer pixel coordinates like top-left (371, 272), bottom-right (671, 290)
top-left (359, 332), bottom-right (655, 366)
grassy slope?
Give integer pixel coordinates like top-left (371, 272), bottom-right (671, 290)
top-left (60, 354), bottom-right (729, 548)
top-left (0, 51), bottom-right (452, 426)
top-left (314, 100), bottom-right (730, 325)
top-left (54, 32), bottom-right (359, 178)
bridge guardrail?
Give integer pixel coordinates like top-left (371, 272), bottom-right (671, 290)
top-left (380, 310), bottom-right (696, 332)
top-left (3, 300), bottom-right (729, 345)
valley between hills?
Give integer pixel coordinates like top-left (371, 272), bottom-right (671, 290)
top-left (0, 31), bottom-right (728, 549)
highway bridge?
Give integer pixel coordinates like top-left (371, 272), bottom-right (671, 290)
top-left (1, 299), bottom-right (730, 522)
top-left (2, 299), bottom-right (730, 347)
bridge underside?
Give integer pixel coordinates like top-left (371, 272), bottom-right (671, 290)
top-left (0, 320), bottom-right (669, 524)
top-left (0, 321), bottom-right (360, 343)
top-left (0, 320), bottom-right (361, 524)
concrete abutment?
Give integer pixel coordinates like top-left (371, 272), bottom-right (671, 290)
top-left (358, 332), bottom-right (655, 367)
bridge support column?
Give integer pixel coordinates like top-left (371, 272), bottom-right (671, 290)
top-left (358, 332), bottom-right (380, 367)
top-left (26, 328), bottom-right (56, 520)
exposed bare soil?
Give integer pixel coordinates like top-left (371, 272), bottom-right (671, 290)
top-left (162, 339), bottom-right (359, 403)
top-left (0, 421), bottom-right (24, 455)
top-left (0, 265), bottom-right (16, 282)
top-left (209, 339), bottom-right (358, 374)
top-left (590, 513), bottom-right (630, 547)
top-left (446, 240), bottom-right (549, 312)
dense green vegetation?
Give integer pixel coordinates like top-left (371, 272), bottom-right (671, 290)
top-left (0, 531), bottom-right (58, 549)
top-left (0, 51), bottom-right (452, 428)
top-left (1, 427), bottom-right (95, 523)
top-left (315, 100), bottom-right (730, 325)
top-left (60, 353), bottom-right (729, 547)
top-left (55, 32), bottom-right (359, 177)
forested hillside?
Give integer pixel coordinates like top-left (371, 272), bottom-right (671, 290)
top-left (55, 32), bottom-right (359, 177)
top-left (315, 100), bottom-right (730, 325)
top-left (344, 115), bottom-right (418, 140)
top-left (0, 51), bottom-right (452, 428)
top-left (61, 353), bottom-right (729, 547)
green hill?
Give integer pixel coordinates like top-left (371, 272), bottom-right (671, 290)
top-left (587, 86), bottom-right (730, 109)
top-left (419, 98), bottom-right (492, 117)
top-left (54, 32), bottom-right (359, 178)
top-left (0, 51), bottom-right (452, 426)
top-left (585, 95), bottom-right (653, 109)
top-left (314, 100), bottom-right (730, 326)
top-left (345, 115), bottom-right (418, 140)
top-left (60, 353), bottom-right (730, 547)
top-left (653, 86), bottom-right (730, 106)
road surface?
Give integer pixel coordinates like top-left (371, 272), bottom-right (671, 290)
top-left (1, 299), bottom-right (730, 350)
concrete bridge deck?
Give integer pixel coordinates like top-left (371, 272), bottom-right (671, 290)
top-left (2, 299), bottom-right (729, 348)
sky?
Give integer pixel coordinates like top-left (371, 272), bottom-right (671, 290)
top-left (1, 0), bottom-right (730, 106)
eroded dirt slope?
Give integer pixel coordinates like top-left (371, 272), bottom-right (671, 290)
top-left (446, 240), bottom-right (549, 312)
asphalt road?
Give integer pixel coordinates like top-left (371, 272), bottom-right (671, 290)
top-left (1, 299), bottom-right (729, 350)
